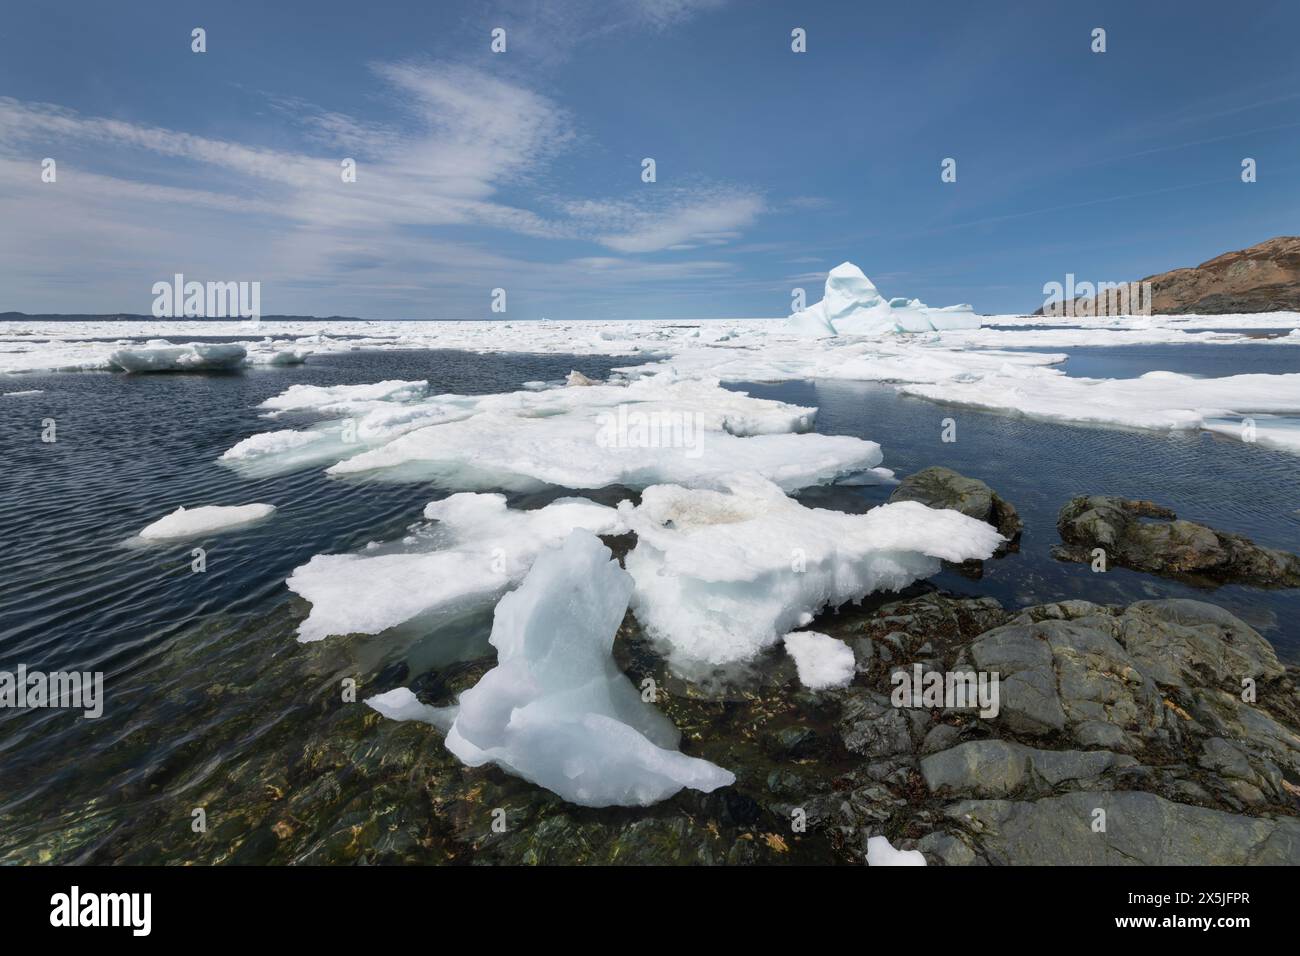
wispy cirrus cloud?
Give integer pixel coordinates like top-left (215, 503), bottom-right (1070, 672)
top-left (0, 49), bottom-right (765, 316)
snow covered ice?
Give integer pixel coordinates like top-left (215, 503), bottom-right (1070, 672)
top-left (109, 341), bottom-right (247, 373)
top-left (224, 371), bottom-right (888, 491)
top-left (287, 493), bottom-right (626, 642)
top-left (783, 631), bottom-right (856, 690)
top-left (138, 503), bottom-right (276, 540)
top-left (618, 474), bottom-right (1004, 675)
top-left (901, 368), bottom-right (1300, 449)
top-left (370, 530), bottom-right (735, 807)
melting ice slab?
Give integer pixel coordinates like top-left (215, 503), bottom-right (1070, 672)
top-left (286, 494), bottom-right (626, 642)
top-left (317, 375), bottom-right (883, 492)
top-left (619, 475), bottom-right (1003, 675)
top-left (138, 503), bottom-right (275, 540)
top-left (438, 530), bottom-right (735, 807)
top-left (109, 341), bottom-right (247, 373)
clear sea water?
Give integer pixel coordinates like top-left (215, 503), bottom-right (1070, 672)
top-left (0, 343), bottom-right (1297, 862)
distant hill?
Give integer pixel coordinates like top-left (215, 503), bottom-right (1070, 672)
top-left (0, 312), bottom-right (366, 323)
top-left (1037, 237), bottom-right (1300, 315)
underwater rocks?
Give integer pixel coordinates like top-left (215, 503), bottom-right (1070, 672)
top-left (1054, 495), bottom-right (1300, 586)
top-left (888, 466), bottom-right (1023, 554)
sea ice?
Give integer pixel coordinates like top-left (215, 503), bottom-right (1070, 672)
top-left (783, 631), bottom-right (856, 689)
top-left (259, 379), bottom-right (429, 414)
top-left (431, 530), bottom-right (735, 807)
top-left (286, 493), bottom-right (626, 642)
top-left (901, 367), bottom-right (1300, 451)
top-left (109, 341), bottom-right (247, 373)
top-left (618, 474), bottom-right (1004, 674)
top-left (138, 503), bottom-right (276, 540)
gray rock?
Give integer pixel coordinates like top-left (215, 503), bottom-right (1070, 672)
top-left (1053, 495), bottom-right (1300, 587)
top-left (921, 740), bottom-right (1132, 798)
top-left (838, 690), bottom-right (914, 757)
top-left (944, 790), bottom-right (1300, 865)
top-left (889, 466), bottom-right (1023, 552)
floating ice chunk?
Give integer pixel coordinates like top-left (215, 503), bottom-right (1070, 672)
top-left (138, 503), bottom-right (275, 540)
top-left (438, 530), bottom-right (735, 807)
top-left (901, 368), bottom-right (1300, 452)
top-left (2, 389), bottom-right (44, 397)
top-left (319, 375), bottom-right (872, 492)
top-left (866, 835), bottom-right (927, 866)
top-left (618, 474), bottom-right (1003, 674)
top-left (259, 379), bottom-right (428, 413)
top-left (1203, 415), bottom-right (1300, 453)
top-left (783, 631), bottom-right (856, 689)
top-left (221, 428), bottom-right (327, 461)
top-left (244, 346), bottom-right (311, 366)
top-left (364, 687), bottom-right (453, 729)
top-left (109, 342), bottom-right (247, 373)
top-left (328, 413), bottom-right (880, 492)
top-left (286, 494), bottom-right (626, 642)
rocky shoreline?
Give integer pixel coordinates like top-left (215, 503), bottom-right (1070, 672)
top-left (4, 470), bottom-right (1297, 866)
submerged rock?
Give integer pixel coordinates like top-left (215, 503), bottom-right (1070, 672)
top-left (1053, 495), bottom-right (1300, 587)
top-left (889, 466), bottom-right (1022, 555)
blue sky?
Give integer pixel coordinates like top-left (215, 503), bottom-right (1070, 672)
top-left (1, 0), bottom-right (1298, 319)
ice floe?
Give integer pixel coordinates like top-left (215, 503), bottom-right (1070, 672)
top-left (229, 372), bottom-right (884, 492)
top-left (900, 367), bottom-right (1300, 448)
top-left (617, 474), bottom-right (1004, 675)
top-left (372, 530), bottom-right (735, 807)
top-left (109, 341), bottom-right (247, 373)
top-left (286, 493), bottom-right (626, 642)
top-left (138, 503), bottom-right (276, 540)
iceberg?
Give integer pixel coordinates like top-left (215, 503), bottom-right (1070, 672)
top-left (286, 493), bottom-right (626, 642)
top-left (427, 530), bottom-right (735, 807)
top-left (138, 503), bottom-right (275, 540)
top-left (618, 474), bottom-right (1004, 674)
top-left (785, 262), bottom-right (983, 336)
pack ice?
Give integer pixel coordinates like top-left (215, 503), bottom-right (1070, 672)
top-left (286, 493), bottom-right (626, 642)
top-left (371, 531), bottom-right (736, 807)
top-left (618, 474), bottom-right (1004, 675)
top-left (786, 262), bottom-right (981, 337)
top-left (225, 372), bottom-right (887, 491)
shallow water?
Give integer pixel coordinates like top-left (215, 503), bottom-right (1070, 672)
top-left (1, 343), bottom-right (1297, 863)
